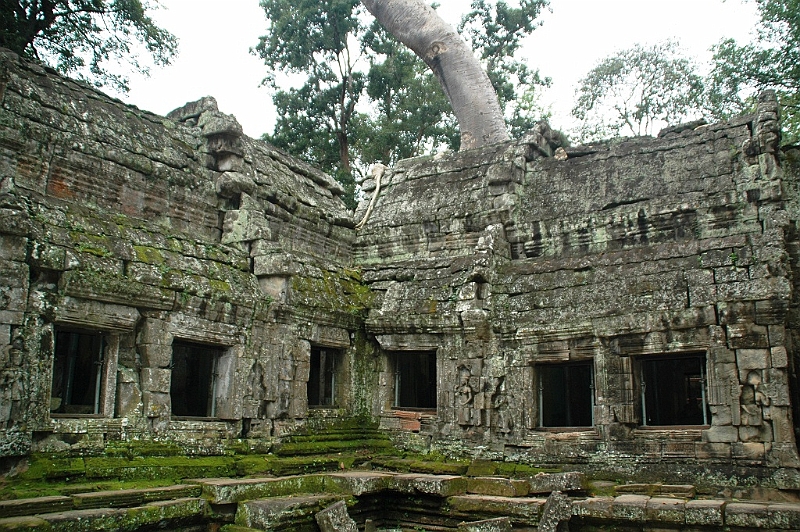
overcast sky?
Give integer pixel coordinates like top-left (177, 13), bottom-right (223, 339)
top-left (121, 0), bottom-right (759, 139)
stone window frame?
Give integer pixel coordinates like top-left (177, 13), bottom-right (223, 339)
top-left (307, 345), bottom-right (344, 409)
top-left (389, 350), bottom-right (438, 412)
top-left (168, 336), bottom-right (239, 421)
top-left (49, 325), bottom-right (120, 419)
top-left (47, 298), bottom-right (139, 422)
top-left (536, 360), bottom-right (596, 429)
top-left (635, 351), bottom-right (710, 428)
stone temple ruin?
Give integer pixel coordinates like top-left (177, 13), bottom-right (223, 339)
top-left (3, 46), bottom-right (800, 530)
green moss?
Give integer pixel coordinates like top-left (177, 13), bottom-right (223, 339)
top-left (234, 455), bottom-right (340, 477)
top-left (18, 455), bottom-right (86, 481)
top-left (291, 268), bottom-right (374, 316)
top-left (133, 245), bottom-right (165, 265)
top-left (104, 442), bottom-right (184, 459)
top-left (84, 456), bottom-right (236, 481)
top-left (209, 279), bottom-right (232, 292)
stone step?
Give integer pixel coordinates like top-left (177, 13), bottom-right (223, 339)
top-left (573, 495), bottom-right (800, 529)
top-left (0, 495), bottom-right (73, 519)
top-left (273, 437), bottom-right (394, 456)
top-left (71, 483), bottom-right (202, 509)
top-left (0, 484), bottom-right (202, 519)
top-left (0, 497), bottom-right (208, 532)
top-left (282, 428), bottom-right (388, 443)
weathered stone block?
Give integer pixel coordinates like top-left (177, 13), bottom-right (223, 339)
top-left (572, 497), bottom-right (613, 520)
top-left (771, 346), bottom-right (788, 368)
top-left (315, 500), bottom-right (357, 532)
top-left (236, 494), bottom-right (338, 530)
top-left (685, 499), bottom-right (725, 526)
top-left (466, 477), bottom-right (529, 497)
top-left (527, 472), bottom-right (586, 494)
top-left (140, 344), bottom-right (172, 368)
top-left (695, 442), bottom-right (731, 459)
top-left (725, 501), bottom-right (770, 528)
top-left (736, 348), bottom-right (770, 374)
top-left (612, 494), bottom-right (649, 522)
top-left (727, 323), bottom-right (769, 349)
top-left (140, 368), bottom-right (171, 393)
top-left (327, 472), bottom-right (395, 496)
top-left (645, 497), bottom-right (685, 524)
top-left (702, 426), bottom-right (738, 443)
top-left (142, 391), bottom-right (170, 418)
top-left (391, 474), bottom-right (467, 497)
top-left (732, 442), bottom-right (765, 461)
top-left (446, 495), bottom-right (544, 521)
top-left (537, 491), bottom-right (572, 532)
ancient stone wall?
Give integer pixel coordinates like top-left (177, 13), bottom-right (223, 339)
top-left (2, 48), bottom-right (800, 486)
top-left (355, 92), bottom-right (800, 480)
top-left (0, 49), bottom-right (366, 457)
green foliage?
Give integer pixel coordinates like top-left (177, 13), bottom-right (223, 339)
top-left (706, 0), bottom-right (800, 144)
top-left (458, 0), bottom-right (552, 136)
top-left (359, 20), bottom-right (458, 167)
top-left (255, 0), bottom-right (365, 208)
top-left (256, 0), bottom-right (551, 206)
top-left (571, 40), bottom-right (704, 143)
top-left (0, 0), bottom-right (177, 92)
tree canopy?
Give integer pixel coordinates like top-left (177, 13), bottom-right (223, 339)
top-left (706, 0), bottom-right (800, 143)
top-left (571, 41), bottom-right (704, 143)
top-left (0, 0), bottom-right (177, 92)
top-left (256, 0), bottom-right (551, 207)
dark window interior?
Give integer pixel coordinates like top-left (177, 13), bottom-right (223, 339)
top-left (51, 329), bottom-right (104, 415)
top-left (539, 362), bottom-right (594, 427)
top-left (308, 347), bottom-right (338, 407)
top-left (394, 351), bottom-right (437, 409)
top-left (171, 341), bottom-right (221, 418)
top-left (641, 354), bottom-right (708, 426)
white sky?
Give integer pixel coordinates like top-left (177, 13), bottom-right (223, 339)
top-left (121, 0), bottom-right (759, 139)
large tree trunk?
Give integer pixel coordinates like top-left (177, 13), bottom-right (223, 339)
top-left (362, 0), bottom-right (509, 150)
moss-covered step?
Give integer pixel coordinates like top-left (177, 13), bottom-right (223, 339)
top-left (71, 484), bottom-right (202, 510)
top-left (0, 495), bottom-right (72, 518)
top-left (33, 497), bottom-right (208, 532)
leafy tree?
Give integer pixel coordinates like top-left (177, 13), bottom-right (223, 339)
top-left (257, 0), bottom-right (552, 205)
top-left (255, 0), bottom-right (364, 208)
top-left (0, 0), bottom-right (177, 92)
top-left (458, 0), bottom-right (551, 137)
top-left (571, 41), bottom-right (704, 143)
top-left (706, 0), bottom-right (800, 144)
top-left (359, 21), bottom-right (457, 167)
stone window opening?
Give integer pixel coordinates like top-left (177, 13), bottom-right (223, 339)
top-left (392, 351), bottom-right (437, 410)
top-left (537, 362), bottom-right (595, 428)
top-left (639, 353), bottom-right (709, 427)
top-left (170, 341), bottom-right (225, 419)
top-left (308, 347), bottom-right (341, 408)
top-left (51, 328), bottom-right (108, 416)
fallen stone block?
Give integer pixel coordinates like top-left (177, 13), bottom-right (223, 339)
top-left (236, 494), bottom-right (339, 530)
top-left (316, 500), bottom-right (357, 532)
top-left (537, 491), bottom-right (572, 532)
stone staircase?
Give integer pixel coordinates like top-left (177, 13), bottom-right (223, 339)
top-left (4, 468), bottom-right (800, 530)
